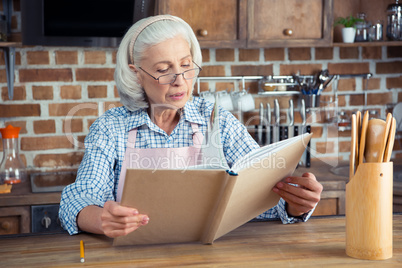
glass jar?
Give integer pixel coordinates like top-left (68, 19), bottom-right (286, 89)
top-left (0, 125), bottom-right (27, 184)
top-left (355, 13), bottom-right (371, 42)
top-left (386, 0), bottom-right (402, 40)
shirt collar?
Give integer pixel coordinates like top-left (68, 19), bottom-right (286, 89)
top-left (124, 98), bottom-right (207, 133)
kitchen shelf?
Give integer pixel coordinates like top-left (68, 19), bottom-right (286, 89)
top-left (332, 41), bottom-right (402, 47)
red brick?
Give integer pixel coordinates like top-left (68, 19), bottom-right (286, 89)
top-left (315, 47), bottom-right (333, 60)
top-left (104, 102), bottom-right (123, 112)
top-left (19, 69), bottom-right (73, 82)
top-left (75, 68), bottom-right (114, 81)
top-left (264, 48), bottom-right (285, 61)
top-left (48, 103), bottom-right (98, 117)
top-left (337, 78), bottom-right (356, 91)
top-left (239, 49), bottom-right (260, 61)
top-left (114, 86), bottom-right (119, 98)
top-left (32, 86), bottom-right (54, 100)
top-left (0, 70), bottom-right (6, 83)
top-left (367, 92), bottom-right (393, 105)
top-left (232, 65), bottom-right (273, 76)
top-left (216, 49), bottom-right (235, 62)
top-left (55, 51), bottom-right (78, 65)
top-left (387, 46), bottom-right (402, 58)
top-left (328, 63), bottom-right (370, 75)
top-left (199, 65), bottom-right (225, 76)
top-left (26, 51), bottom-right (50, 65)
top-left (316, 141), bottom-right (335, 154)
top-left (0, 104), bottom-right (40, 117)
top-left (376, 61), bottom-right (402, 74)
top-left (112, 51), bottom-right (117, 64)
top-left (60, 85), bottom-right (82, 99)
top-left (362, 47), bottom-right (382, 59)
top-left (288, 48), bottom-right (311, 61)
top-left (88, 85), bottom-right (107, 98)
top-left (349, 94), bottom-right (365, 106)
top-left (366, 78), bottom-right (380, 90)
top-left (33, 152), bottom-right (84, 168)
top-left (87, 119), bottom-right (97, 130)
top-left (63, 118), bottom-right (83, 133)
top-left (339, 47), bottom-right (359, 59)
top-left (387, 76), bottom-right (402, 89)
top-left (280, 64), bottom-right (322, 75)
top-left (84, 51), bottom-right (106, 64)
top-left (21, 136), bottom-right (74, 151)
top-left (1, 86), bottom-right (26, 100)
top-left (3, 121), bottom-right (27, 134)
top-left (33, 120), bottom-right (56, 134)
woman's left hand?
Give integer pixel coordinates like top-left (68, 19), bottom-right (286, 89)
top-left (273, 172), bottom-right (323, 217)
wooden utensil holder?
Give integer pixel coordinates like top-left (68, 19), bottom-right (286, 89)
top-left (346, 162), bottom-right (393, 260)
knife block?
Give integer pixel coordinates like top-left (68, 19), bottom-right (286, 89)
top-left (346, 162), bottom-right (393, 260)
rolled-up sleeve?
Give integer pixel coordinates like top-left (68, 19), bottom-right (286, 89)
top-left (59, 120), bottom-right (118, 235)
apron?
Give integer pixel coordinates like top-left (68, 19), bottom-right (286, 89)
top-left (116, 123), bottom-right (204, 201)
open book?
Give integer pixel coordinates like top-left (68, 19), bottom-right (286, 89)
top-left (113, 130), bottom-right (312, 246)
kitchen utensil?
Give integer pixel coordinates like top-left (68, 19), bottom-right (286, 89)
top-left (265, 103), bottom-right (271, 145)
top-left (387, 0), bottom-right (402, 41)
top-left (384, 117), bottom-right (396, 162)
top-left (378, 113), bottom-right (393, 162)
top-left (355, 111), bottom-right (361, 170)
top-left (365, 118), bottom-right (386, 163)
top-left (350, 114), bottom-right (357, 178)
top-left (273, 99), bottom-right (280, 143)
top-left (256, 103), bottom-right (264, 146)
top-left (288, 99), bottom-right (294, 139)
top-left (359, 111), bottom-right (369, 165)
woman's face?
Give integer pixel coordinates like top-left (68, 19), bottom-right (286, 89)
top-left (134, 36), bottom-right (195, 110)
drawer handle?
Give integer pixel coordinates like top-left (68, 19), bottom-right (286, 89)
top-left (1, 221), bottom-right (11, 231)
top-left (198, 29), bottom-right (208, 37)
top-left (283, 29), bottom-right (293, 36)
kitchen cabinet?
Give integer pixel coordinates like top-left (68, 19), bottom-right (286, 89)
top-left (156, 0), bottom-right (333, 48)
top-left (247, 0), bottom-right (333, 48)
top-left (156, 0), bottom-right (247, 48)
top-left (0, 206), bottom-right (30, 235)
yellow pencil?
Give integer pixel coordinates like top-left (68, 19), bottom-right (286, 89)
top-left (80, 240), bottom-right (85, 263)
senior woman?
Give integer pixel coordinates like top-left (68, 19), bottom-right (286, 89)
top-left (59, 15), bottom-right (323, 238)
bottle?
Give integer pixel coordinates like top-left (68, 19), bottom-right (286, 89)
top-left (0, 125), bottom-right (27, 184)
top-left (386, 0), bottom-right (402, 41)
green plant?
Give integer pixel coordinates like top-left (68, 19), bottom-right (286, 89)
top-left (334, 15), bottom-right (364, 28)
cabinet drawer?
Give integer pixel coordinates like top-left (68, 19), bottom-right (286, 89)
top-left (247, 0), bottom-right (333, 47)
top-left (0, 207), bottom-right (30, 235)
top-left (157, 0), bottom-right (247, 47)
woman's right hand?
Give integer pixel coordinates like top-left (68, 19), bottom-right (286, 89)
top-left (101, 201), bottom-right (149, 238)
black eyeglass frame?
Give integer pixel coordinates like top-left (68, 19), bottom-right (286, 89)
top-left (139, 61), bottom-right (202, 85)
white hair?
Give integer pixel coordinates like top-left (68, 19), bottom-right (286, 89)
top-left (114, 15), bottom-right (202, 111)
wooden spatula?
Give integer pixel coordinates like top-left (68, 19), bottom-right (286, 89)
top-left (383, 117), bottom-right (396, 162)
top-left (355, 111), bottom-right (361, 170)
top-left (378, 113), bottom-right (393, 162)
top-left (359, 111), bottom-right (369, 165)
top-left (350, 114), bottom-right (357, 179)
top-left (365, 118), bottom-right (386, 162)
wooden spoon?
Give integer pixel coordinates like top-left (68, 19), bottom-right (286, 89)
top-left (355, 111), bottom-right (361, 170)
top-left (364, 118), bottom-right (388, 163)
top-left (359, 111), bottom-right (369, 165)
top-left (350, 114), bottom-right (357, 178)
top-left (383, 117), bottom-right (396, 162)
top-left (378, 113), bottom-right (393, 162)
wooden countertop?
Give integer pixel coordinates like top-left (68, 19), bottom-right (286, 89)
top-left (1, 215), bottom-right (401, 267)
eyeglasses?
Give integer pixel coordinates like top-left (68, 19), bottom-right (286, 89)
top-left (139, 61), bottom-right (202, 85)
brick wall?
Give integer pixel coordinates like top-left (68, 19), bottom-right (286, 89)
top-left (0, 1), bottom-right (401, 171)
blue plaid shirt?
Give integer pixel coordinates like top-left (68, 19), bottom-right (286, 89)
top-left (59, 97), bottom-right (310, 235)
